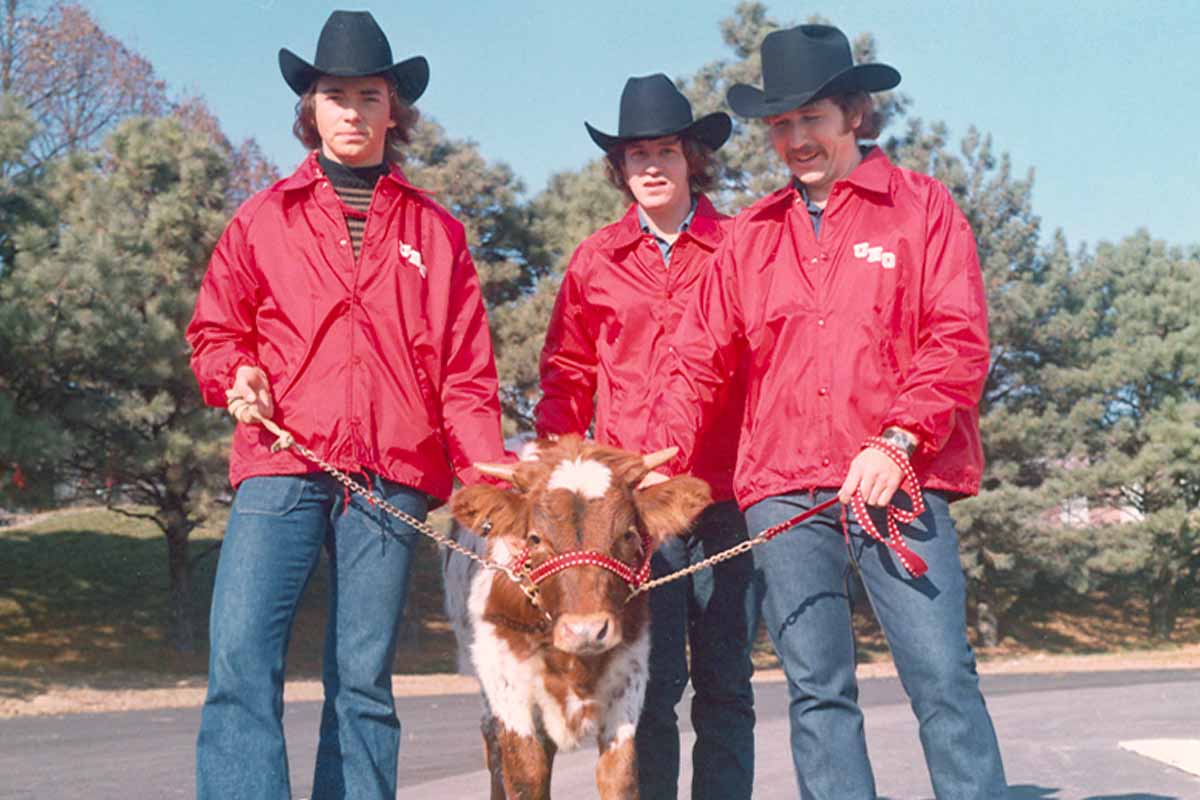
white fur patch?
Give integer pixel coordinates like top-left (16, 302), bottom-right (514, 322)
top-left (598, 627), bottom-right (650, 747)
top-left (469, 563), bottom-right (538, 738)
top-left (547, 457), bottom-right (612, 500)
top-left (535, 683), bottom-right (595, 751)
top-left (468, 534), bottom-right (651, 754)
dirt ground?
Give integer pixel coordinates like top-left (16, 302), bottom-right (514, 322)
top-left (3, 643), bottom-right (1197, 719)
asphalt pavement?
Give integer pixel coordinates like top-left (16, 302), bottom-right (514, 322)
top-left (1, 670), bottom-right (1197, 798)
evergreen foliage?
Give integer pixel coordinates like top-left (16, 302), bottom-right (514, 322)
top-left (0, 1), bottom-right (1195, 652)
top-left (0, 116), bottom-right (233, 649)
top-left (1045, 235), bottom-right (1200, 636)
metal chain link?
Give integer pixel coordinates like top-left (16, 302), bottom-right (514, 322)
top-left (251, 413), bottom-right (783, 610)
top-left (248, 415), bottom-right (553, 620)
top-left (290, 439), bottom-right (554, 624)
top-left (628, 497), bottom-right (842, 600)
top-left (626, 533), bottom-right (760, 599)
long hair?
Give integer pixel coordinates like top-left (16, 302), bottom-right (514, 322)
top-left (830, 92), bottom-right (884, 141)
top-left (292, 79), bottom-right (420, 163)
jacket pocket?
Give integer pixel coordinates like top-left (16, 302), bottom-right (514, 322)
top-left (233, 476), bottom-right (307, 516)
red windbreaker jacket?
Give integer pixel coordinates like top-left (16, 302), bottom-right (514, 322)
top-left (536, 196), bottom-right (745, 502)
top-left (187, 152), bottom-right (508, 502)
top-left (648, 148), bottom-right (989, 510)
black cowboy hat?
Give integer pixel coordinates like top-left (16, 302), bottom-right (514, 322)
top-left (727, 24), bottom-right (900, 119)
top-left (586, 74), bottom-right (732, 153)
top-left (279, 10), bottom-right (429, 103)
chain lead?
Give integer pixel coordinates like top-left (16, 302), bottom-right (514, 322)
top-left (255, 414), bottom-right (775, 615)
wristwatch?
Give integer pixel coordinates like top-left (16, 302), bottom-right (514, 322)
top-left (880, 427), bottom-right (917, 459)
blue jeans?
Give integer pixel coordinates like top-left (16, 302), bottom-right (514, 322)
top-left (636, 501), bottom-right (758, 800)
top-left (196, 473), bottom-right (428, 800)
top-left (745, 490), bottom-right (1006, 800)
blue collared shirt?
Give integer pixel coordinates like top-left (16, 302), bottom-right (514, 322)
top-left (637, 196), bottom-right (698, 266)
top-left (793, 178), bottom-right (825, 237)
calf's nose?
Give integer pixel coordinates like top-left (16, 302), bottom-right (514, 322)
top-left (554, 613), bottom-right (620, 654)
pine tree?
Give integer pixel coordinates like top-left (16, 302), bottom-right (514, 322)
top-left (494, 161), bottom-right (624, 430)
top-left (404, 117), bottom-right (548, 307)
top-left (0, 116), bottom-right (234, 650)
top-left (1046, 234), bottom-right (1200, 637)
top-left (0, 94), bottom-right (61, 506)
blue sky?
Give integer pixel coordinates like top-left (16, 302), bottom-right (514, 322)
top-left (87, 0), bottom-right (1197, 249)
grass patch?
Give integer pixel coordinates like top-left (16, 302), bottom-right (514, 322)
top-left (4, 507), bottom-right (1197, 699)
top-left (0, 505), bottom-right (458, 699)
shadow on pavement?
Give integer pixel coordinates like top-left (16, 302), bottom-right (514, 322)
top-left (1005, 786), bottom-right (1180, 800)
top-left (881, 787), bottom-right (1182, 800)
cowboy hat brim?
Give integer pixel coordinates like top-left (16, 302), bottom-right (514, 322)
top-left (727, 62), bottom-right (900, 119)
top-left (279, 48), bottom-right (430, 103)
top-left (585, 111), bottom-right (733, 153)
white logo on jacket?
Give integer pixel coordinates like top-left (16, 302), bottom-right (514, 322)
top-left (852, 241), bottom-right (896, 270)
top-left (399, 241), bottom-right (426, 278)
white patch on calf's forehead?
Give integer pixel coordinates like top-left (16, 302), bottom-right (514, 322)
top-left (547, 457), bottom-right (612, 500)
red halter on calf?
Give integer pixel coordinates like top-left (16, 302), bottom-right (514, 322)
top-left (512, 529), bottom-right (655, 590)
top-left (473, 442), bottom-right (678, 596)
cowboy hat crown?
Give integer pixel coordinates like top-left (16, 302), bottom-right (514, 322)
top-left (586, 73), bottom-right (731, 153)
top-left (727, 24), bottom-right (900, 118)
top-left (279, 10), bottom-right (429, 103)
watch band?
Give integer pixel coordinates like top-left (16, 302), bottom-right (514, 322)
top-left (880, 427), bottom-right (917, 458)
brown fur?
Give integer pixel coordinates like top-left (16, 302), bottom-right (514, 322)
top-left (495, 722), bottom-right (556, 800)
top-left (596, 734), bottom-right (639, 799)
top-left (452, 435), bottom-right (710, 799)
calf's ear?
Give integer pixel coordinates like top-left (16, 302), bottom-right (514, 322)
top-left (633, 476), bottom-right (712, 544)
top-left (451, 484), bottom-right (526, 539)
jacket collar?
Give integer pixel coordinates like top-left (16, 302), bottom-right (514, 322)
top-left (840, 146), bottom-right (892, 196)
top-left (279, 151), bottom-right (428, 195)
top-left (605, 193), bottom-right (724, 254)
top-left (686, 194), bottom-right (725, 249)
top-left (749, 145), bottom-right (894, 220)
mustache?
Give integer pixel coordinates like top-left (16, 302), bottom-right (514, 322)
top-left (787, 147), bottom-right (824, 160)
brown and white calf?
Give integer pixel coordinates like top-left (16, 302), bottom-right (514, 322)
top-left (450, 435), bottom-right (711, 799)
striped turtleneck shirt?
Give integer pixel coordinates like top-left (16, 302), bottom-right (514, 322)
top-left (317, 152), bottom-right (391, 259)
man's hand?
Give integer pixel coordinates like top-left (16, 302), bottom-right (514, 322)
top-left (225, 365), bottom-right (274, 424)
top-left (838, 448), bottom-right (903, 507)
